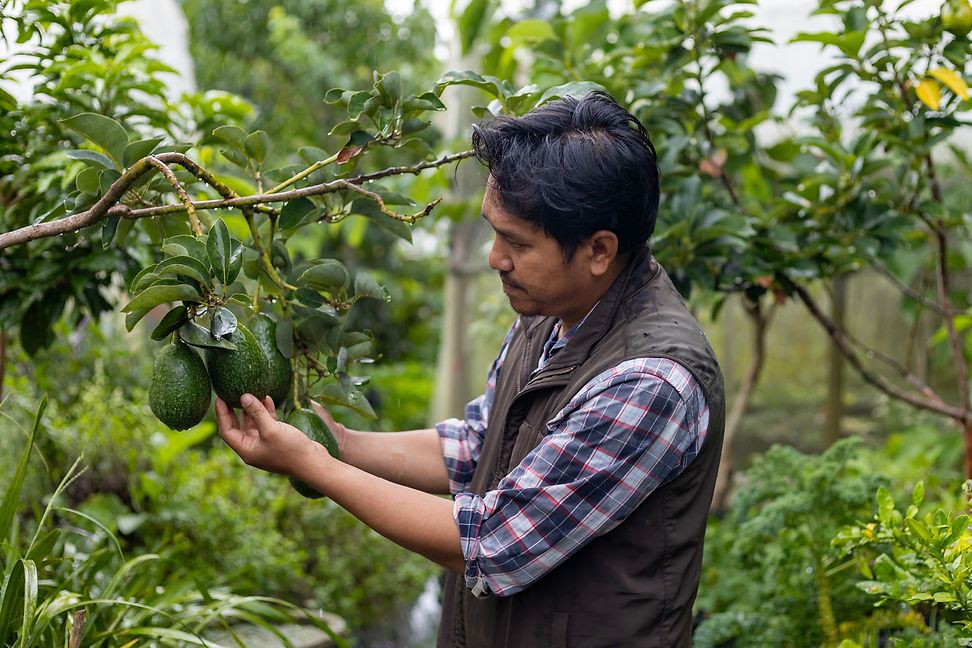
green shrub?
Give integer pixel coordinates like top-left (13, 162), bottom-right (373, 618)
top-left (697, 423), bottom-right (968, 647)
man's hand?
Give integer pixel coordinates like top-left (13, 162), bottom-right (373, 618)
top-left (216, 393), bottom-right (326, 476)
top-left (309, 400), bottom-right (350, 454)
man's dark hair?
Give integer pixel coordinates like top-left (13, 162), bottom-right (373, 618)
top-left (472, 91), bottom-right (660, 260)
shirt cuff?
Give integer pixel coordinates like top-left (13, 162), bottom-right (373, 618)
top-left (436, 418), bottom-right (472, 495)
top-left (454, 492), bottom-right (492, 598)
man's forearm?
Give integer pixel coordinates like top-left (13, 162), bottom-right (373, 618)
top-left (342, 428), bottom-right (452, 495)
top-left (296, 447), bottom-right (465, 573)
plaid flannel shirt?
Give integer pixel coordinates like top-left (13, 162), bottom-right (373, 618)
top-left (436, 318), bottom-right (709, 598)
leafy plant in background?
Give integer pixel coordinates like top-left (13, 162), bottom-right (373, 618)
top-left (0, 398), bottom-right (345, 647)
top-left (834, 481), bottom-right (972, 646)
top-left (696, 425), bottom-right (968, 647)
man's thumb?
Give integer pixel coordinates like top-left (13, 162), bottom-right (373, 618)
top-left (240, 393), bottom-right (276, 428)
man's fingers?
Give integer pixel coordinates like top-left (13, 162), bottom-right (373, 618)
top-left (240, 393), bottom-right (278, 430)
top-left (215, 398), bottom-right (240, 432)
top-left (264, 396), bottom-right (277, 419)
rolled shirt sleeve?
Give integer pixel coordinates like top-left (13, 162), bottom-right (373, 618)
top-left (455, 358), bottom-right (709, 598)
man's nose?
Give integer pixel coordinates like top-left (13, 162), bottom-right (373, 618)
top-left (488, 239), bottom-right (512, 272)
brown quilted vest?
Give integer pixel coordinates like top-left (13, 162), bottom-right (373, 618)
top-left (437, 249), bottom-right (725, 648)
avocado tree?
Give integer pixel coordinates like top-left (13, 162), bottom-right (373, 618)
top-left (464, 0), bottom-right (972, 492)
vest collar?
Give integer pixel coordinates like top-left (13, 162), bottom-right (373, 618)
top-left (519, 246), bottom-right (656, 381)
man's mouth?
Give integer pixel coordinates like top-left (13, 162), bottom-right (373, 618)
top-left (500, 274), bottom-right (523, 292)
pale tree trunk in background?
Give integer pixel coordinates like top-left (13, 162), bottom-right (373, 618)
top-left (711, 298), bottom-right (773, 513)
top-left (824, 275), bottom-right (847, 446)
top-left (430, 41), bottom-right (492, 423)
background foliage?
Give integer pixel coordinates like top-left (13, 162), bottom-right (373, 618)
top-left (2, 0), bottom-right (971, 645)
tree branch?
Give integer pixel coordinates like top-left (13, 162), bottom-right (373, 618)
top-left (784, 277), bottom-right (967, 421)
top-left (933, 226), bottom-right (971, 417)
top-left (867, 256), bottom-right (946, 317)
top-left (0, 150), bottom-right (475, 251)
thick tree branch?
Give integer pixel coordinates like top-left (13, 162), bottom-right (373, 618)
top-left (0, 150), bottom-right (475, 251)
top-left (785, 277), bottom-right (967, 421)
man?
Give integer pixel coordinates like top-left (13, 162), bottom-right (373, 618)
top-left (216, 91), bottom-right (725, 647)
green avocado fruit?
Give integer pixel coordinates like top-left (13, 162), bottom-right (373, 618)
top-left (287, 408), bottom-right (340, 499)
top-left (205, 323), bottom-right (270, 409)
top-left (249, 313), bottom-right (292, 408)
top-left (150, 340), bottom-right (211, 430)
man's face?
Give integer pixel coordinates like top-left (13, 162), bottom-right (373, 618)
top-left (483, 184), bottom-right (598, 328)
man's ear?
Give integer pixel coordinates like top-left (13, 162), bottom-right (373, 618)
top-left (586, 229), bottom-right (619, 276)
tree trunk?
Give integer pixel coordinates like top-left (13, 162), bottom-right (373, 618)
top-left (711, 298), bottom-right (771, 513)
top-left (824, 275), bottom-right (847, 447)
top-left (430, 37), bottom-right (492, 422)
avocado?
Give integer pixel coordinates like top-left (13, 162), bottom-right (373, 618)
top-left (286, 408), bottom-right (340, 499)
top-left (249, 313), bottom-right (292, 408)
top-left (205, 323), bottom-right (270, 409)
top-left (150, 340), bottom-right (211, 430)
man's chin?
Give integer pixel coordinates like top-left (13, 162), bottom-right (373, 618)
top-left (506, 295), bottom-right (540, 317)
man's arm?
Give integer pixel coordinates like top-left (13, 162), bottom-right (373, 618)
top-left (311, 402), bottom-right (451, 495)
top-left (216, 395), bottom-right (465, 573)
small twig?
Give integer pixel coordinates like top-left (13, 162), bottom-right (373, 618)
top-left (332, 180), bottom-right (443, 224)
top-left (145, 156), bottom-right (201, 236)
top-left (785, 276), bottom-right (966, 421)
top-left (867, 256), bottom-right (946, 316)
top-left (69, 610), bottom-right (86, 648)
top-left (267, 151), bottom-right (341, 194)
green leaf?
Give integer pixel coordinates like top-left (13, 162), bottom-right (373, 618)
top-left (66, 149), bottom-right (115, 169)
top-left (213, 125), bottom-right (248, 151)
top-left (456, 0), bottom-right (493, 55)
top-left (299, 259), bottom-right (350, 292)
top-left (220, 147), bottom-right (250, 169)
top-left (179, 321), bottom-right (237, 351)
top-left (75, 166), bottom-right (100, 193)
top-left (0, 560), bottom-right (25, 646)
top-left (906, 518), bottom-right (932, 542)
top-left (123, 137), bottom-right (164, 167)
top-left (244, 130), bottom-right (271, 164)
top-left (376, 71), bottom-right (401, 107)
top-left (207, 219), bottom-right (232, 285)
top-left (538, 81), bottom-right (608, 106)
top-left (227, 239), bottom-right (244, 285)
top-left (314, 382), bottom-right (376, 419)
top-left (122, 284), bottom-right (200, 313)
top-left (61, 113), bottom-right (129, 168)
top-left (912, 481), bottom-right (925, 507)
top-left (275, 318), bottom-right (294, 359)
top-left (162, 235), bottom-right (210, 266)
top-left (155, 255), bottom-right (213, 288)
top-left (150, 306), bottom-right (190, 341)
top-left (876, 486), bottom-right (895, 524)
top-left (348, 91), bottom-right (373, 120)
top-left (126, 308), bottom-right (152, 332)
top-left (0, 396), bottom-right (44, 547)
top-left (102, 215), bottom-right (121, 249)
top-left (790, 30), bottom-right (867, 58)
top-left (353, 272), bottom-right (389, 302)
top-left (280, 198), bottom-right (317, 230)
